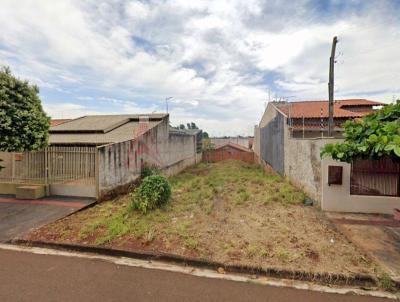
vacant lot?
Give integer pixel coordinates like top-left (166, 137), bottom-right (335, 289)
top-left (24, 160), bottom-right (378, 278)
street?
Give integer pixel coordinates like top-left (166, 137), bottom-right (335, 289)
top-left (0, 248), bottom-right (393, 302)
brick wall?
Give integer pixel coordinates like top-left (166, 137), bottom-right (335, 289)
top-left (203, 146), bottom-right (254, 164)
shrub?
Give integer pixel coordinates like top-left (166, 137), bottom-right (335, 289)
top-left (140, 165), bottom-right (160, 179)
top-left (130, 175), bottom-right (171, 214)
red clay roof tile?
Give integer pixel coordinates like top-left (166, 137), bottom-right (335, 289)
top-left (276, 99), bottom-right (383, 119)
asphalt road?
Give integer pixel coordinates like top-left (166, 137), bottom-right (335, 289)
top-left (0, 249), bottom-right (393, 302)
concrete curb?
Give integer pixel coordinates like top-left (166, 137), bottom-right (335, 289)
top-left (13, 239), bottom-right (379, 288)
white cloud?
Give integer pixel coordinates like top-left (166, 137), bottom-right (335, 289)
top-left (125, 1), bottom-right (150, 20)
top-left (77, 96), bottom-right (94, 101)
top-left (1, 0), bottom-right (399, 135)
top-left (44, 103), bottom-right (102, 118)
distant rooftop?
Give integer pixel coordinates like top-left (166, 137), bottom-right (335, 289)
top-left (215, 142), bottom-right (252, 152)
top-left (276, 99), bottom-right (383, 119)
top-left (50, 119), bottom-right (71, 127)
top-left (49, 113), bottom-right (167, 145)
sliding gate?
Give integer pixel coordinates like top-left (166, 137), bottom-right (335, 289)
top-left (0, 146), bottom-right (96, 198)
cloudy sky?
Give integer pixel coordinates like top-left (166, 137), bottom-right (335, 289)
top-left (1, 0), bottom-right (399, 135)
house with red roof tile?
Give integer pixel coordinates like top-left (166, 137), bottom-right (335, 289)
top-left (253, 99), bottom-right (385, 204)
top-left (274, 99), bottom-right (383, 138)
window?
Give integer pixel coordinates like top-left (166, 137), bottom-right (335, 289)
top-left (350, 158), bottom-right (400, 196)
top-left (328, 166), bottom-right (343, 185)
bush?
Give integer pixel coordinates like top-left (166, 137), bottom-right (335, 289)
top-left (140, 165), bottom-right (160, 179)
top-left (130, 175), bottom-right (171, 214)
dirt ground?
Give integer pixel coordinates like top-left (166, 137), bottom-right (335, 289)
top-left (23, 161), bottom-right (379, 279)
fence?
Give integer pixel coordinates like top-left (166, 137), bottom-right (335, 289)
top-left (0, 146), bottom-right (96, 186)
top-left (351, 158), bottom-right (400, 197)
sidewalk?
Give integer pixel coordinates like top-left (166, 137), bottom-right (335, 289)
top-left (327, 212), bottom-right (400, 283)
top-left (0, 195), bottom-right (95, 242)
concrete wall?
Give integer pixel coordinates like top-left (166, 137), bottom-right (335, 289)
top-left (256, 103), bottom-right (344, 204)
top-left (97, 118), bottom-right (199, 200)
top-left (259, 104), bottom-right (285, 175)
top-left (210, 137), bottom-right (250, 148)
top-left (166, 132), bottom-right (196, 166)
top-left (253, 125), bottom-right (261, 163)
top-left (162, 153), bottom-right (202, 177)
top-left (321, 158), bottom-right (400, 214)
top-left (284, 136), bottom-right (342, 203)
top-left (0, 182), bottom-right (17, 194)
top-left (291, 130), bottom-right (344, 139)
top-left (0, 152), bottom-right (13, 180)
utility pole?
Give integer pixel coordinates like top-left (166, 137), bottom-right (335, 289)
top-left (165, 97), bottom-right (173, 113)
top-left (328, 36), bottom-right (338, 137)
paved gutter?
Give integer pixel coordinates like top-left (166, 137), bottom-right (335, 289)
top-left (13, 239), bottom-right (380, 288)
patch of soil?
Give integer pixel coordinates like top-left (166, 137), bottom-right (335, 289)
top-left (305, 249), bottom-right (320, 261)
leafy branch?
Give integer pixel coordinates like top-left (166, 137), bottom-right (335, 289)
top-left (321, 103), bottom-right (400, 162)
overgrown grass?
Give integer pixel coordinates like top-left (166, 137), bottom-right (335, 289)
top-left (378, 272), bottom-right (397, 291)
top-left (76, 160), bottom-right (306, 245)
top-left (28, 160), bottom-right (383, 284)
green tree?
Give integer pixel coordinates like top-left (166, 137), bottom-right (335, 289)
top-left (202, 138), bottom-right (215, 151)
top-left (0, 67), bottom-right (50, 169)
top-left (321, 102), bottom-right (400, 162)
top-left (179, 124), bottom-right (185, 130)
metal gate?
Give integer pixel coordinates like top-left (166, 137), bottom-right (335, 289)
top-left (0, 146), bottom-right (96, 198)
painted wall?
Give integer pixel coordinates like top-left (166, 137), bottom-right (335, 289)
top-left (321, 158), bottom-right (400, 214)
top-left (97, 118), bottom-right (199, 200)
top-left (0, 152), bottom-right (13, 180)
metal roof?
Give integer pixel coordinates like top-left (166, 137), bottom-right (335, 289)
top-left (50, 114), bottom-right (167, 133)
top-left (49, 114), bottom-right (166, 145)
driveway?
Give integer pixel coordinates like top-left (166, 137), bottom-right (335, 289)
top-left (0, 195), bottom-right (95, 242)
top-left (327, 212), bottom-right (400, 283)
